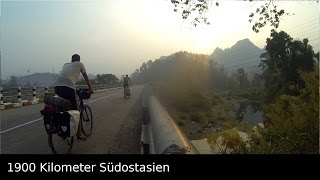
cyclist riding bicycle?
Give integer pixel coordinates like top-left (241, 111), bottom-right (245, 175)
top-left (54, 54), bottom-right (93, 141)
top-left (123, 74), bottom-right (131, 96)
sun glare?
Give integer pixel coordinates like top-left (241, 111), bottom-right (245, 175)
top-left (194, 31), bottom-right (216, 54)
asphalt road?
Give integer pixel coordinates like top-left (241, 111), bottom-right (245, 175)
top-left (0, 85), bottom-right (144, 154)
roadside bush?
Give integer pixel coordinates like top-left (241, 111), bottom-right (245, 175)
top-left (177, 121), bottom-right (184, 126)
top-left (180, 114), bottom-right (187, 120)
top-left (190, 94), bottom-right (211, 112)
top-left (261, 68), bottom-right (319, 154)
top-left (189, 111), bottom-right (205, 123)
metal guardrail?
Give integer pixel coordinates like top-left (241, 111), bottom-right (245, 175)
top-left (141, 95), bottom-right (199, 154)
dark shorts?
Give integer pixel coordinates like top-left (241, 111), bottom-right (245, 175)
top-left (55, 86), bottom-right (77, 110)
top-left (123, 84), bottom-right (129, 89)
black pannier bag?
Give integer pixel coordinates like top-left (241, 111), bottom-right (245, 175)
top-left (43, 95), bottom-right (72, 111)
top-left (55, 112), bottom-right (71, 139)
top-left (77, 89), bottom-right (91, 99)
top-left (40, 105), bottom-right (71, 138)
top-left (40, 105), bottom-right (56, 133)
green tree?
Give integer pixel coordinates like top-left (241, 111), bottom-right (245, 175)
top-left (8, 76), bottom-right (19, 87)
top-left (260, 30), bottom-right (316, 101)
top-left (146, 60), bottom-right (153, 69)
top-left (140, 62), bottom-right (147, 73)
top-left (170, 0), bottom-right (302, 32)
top-left (251, 73), bottom-right (263, 87)
top-left (314, 52), bottom-right (319, 62)
top-left (261, 67), bottom-right (319, 153)
top-left (130, 69), bottom-right (140, 84)
top-left (209, 66), bottom-right (227, 90)
top-left (139, 62), bottom-right (148, 82)
top-left (96, 74), bottom-right (119, 84)
top-left (236, 68), bottom-right (246, 88)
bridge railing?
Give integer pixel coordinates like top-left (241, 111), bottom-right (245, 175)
top-left (141, 95), bottom-right (199, 154)
top-left (0, 84), bottom-right (122, 105)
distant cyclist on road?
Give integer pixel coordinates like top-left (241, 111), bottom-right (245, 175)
top-left (54, 54), bottom-right (93, 140)
top-left (123, 74), bottom-right (131, 96)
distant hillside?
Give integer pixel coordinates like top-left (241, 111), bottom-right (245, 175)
top-left (17, 73), bottom-right (59, 87)
top-left (2, 72), bottom-right (99, 87)
top-left (2, 73), bottom-right (59, 87)
top-left (209, 38), bottom-right (266, 79)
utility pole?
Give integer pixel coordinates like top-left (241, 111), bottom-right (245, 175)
top-left (0, 50), bottom-right (2, 85)
top-left (0, 50), bottom-right (1, 73)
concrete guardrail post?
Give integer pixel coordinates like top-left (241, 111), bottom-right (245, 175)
top-left (32, 86), bottom-right (37, 101)
top-left (0, 87), bottom-right (3, 105)
top-left (45, 86), bottom-right (48, 95)
top-left (17, 86), bottom-right (22, 103)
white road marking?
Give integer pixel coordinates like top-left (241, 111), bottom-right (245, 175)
top-left (85, 91), bottom-right (121, 104)
top-left (0, 118), bottom-right (43, 134)
top-left (1, 90), bottom-right (123, 134)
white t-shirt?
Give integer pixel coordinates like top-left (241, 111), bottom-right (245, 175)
top-left (54, 62), bottom-right (86, 89)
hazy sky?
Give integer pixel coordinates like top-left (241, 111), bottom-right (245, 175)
top-left (1, 0), bottom-right (319, 80)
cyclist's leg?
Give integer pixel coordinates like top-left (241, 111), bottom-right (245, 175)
top-left (127, 84), bottom-right (130, 96)
top-left (123, 84), bottom-right (128, 93)
top-left (125, 84), bottom-right (129, 94)
top-left (55, 86), bottom-right (77, 110)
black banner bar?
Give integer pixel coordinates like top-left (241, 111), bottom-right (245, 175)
top-left (0, 155), bottom-right (318, 177)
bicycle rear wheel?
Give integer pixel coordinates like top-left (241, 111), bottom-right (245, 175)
top-left (48, 119), bottom-right (74, 154)
top-left (80, 104), bottom-right (93, 137)
top-left (124, 89), bottom-right (129, 99)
